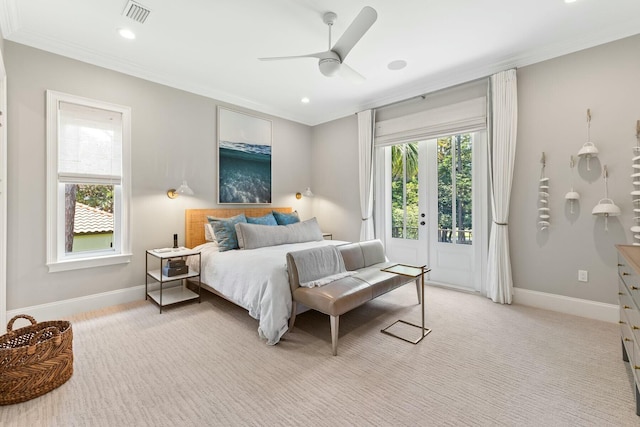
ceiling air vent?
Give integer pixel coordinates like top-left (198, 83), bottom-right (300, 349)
top-left (122, 1), bottom-right (151, 24)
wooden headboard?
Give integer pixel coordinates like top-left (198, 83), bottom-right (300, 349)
top-left (185, 207), bottom-right (293, 248)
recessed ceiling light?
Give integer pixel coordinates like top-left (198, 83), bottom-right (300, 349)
top-left (387, 60), bottom-right (407, 71)
top-left (301, 97), bottom-right (310, 104)
top-left (565, 0), bottom-right (577, 3)
top-left (118, 28), bottom-right (136, 40)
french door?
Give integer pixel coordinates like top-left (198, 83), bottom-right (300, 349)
top-left (383, 131), bottom-right (487, 292)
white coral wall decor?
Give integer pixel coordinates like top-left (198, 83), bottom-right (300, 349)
top-left (592, 165), bottom-right (620, 231)
top-left (565, 155), bottom-right (580, 214)
top-left (632, 120), bottom-right (640, 245)
top-left (539, 152), bottom-right (550, 231)
top-left (577, 109), bottom-right (599, 171)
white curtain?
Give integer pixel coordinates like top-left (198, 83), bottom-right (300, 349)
top-left (357, 110), bottom-right (375, 241)
top-left (486, 69), bottom-right (518, 304)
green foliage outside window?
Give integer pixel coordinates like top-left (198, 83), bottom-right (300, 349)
top-left (76, 184), bottom-right (114, 213)
top-left (391, 143), bottom-right (419, 239)
top-left (390, 135), bottom-right (473, 244)
top-left (437, 135), bottom-right (473, 243)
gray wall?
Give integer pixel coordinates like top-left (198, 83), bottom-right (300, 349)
top-left (310, 115), bottom-right (361, 242)
top-left (7, 31), bottom-right (639, 311)
top-left (511, 34), bottom-right (640, 304)
top-left (311, 34), bottom-right (640, 305)
top-left (6, 41), bottom-right (312, 310)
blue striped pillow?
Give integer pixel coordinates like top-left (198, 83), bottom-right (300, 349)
top-left (272, 210), bottom-right (300, 225)
top-left (246, 213), bottom-right (277, 226)
top-left (207, 213), bottom-right (247, 251)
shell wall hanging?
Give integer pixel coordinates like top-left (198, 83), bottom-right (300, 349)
top-left (592, 165), bottom-right (620, 231)
top-left (565, 155), bottom-right (580, 214)
top-left (538, 152), bottom-right (550, 231)
top-left (577, 109), bottom-right (599, 171)
top-left (632, 120), bottom-right (640, 245)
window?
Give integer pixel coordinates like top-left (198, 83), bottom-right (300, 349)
top-left (46, 91), bottom-right (131, 272)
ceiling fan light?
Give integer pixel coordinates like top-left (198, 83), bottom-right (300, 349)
top-left (319, 58), bottom-right (340, 77)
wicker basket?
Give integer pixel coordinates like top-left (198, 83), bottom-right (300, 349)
top-left (0, 314), bottom-right (73, 405)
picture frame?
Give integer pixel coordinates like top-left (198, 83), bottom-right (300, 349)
top-left (217, 106), bottom-right (272, 204)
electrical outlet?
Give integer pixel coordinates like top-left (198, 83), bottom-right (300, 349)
top-left (578, 270), bottom-right (588, 282)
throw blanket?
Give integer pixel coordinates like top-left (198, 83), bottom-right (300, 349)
top-left (288, 245), bottom-right (356, 288)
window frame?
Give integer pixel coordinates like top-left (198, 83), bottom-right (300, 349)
top-left (46, 90), bottom-right (132, 272)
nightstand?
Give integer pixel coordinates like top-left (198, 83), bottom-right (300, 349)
top-left (145, 247), bottom-right (201, 313)
top-left (322, 233), bottom-right (333, 240)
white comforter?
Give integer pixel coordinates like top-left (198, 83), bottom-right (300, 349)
top-left (187, 240), bottom-right (347, 345)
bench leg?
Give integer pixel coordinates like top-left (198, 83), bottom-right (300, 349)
top-left (330, 315), bottom-right (339, 356)
top-left (415, 278), bottom-right (422, 304)
top-left (288, 301), bottom-right (298, 332)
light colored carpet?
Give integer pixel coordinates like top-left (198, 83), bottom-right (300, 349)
top-left (1, 284), bottom-right (638, 426)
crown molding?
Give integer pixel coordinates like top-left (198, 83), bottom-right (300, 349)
top-left (0, 0), bottom-right (20, 39)
top-left (314, 19), bottom-right (640, 127)
top-left (7, 28), bottom-right (307, 124)
top-left (3, 15), bottom-right (640, 127)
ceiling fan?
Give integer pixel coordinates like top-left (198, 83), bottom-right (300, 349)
top-left (259, 6), bottom-right (378, 82)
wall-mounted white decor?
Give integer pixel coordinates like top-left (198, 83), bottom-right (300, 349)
top-left (577, 109), bottom-right (599, 171)
top-left (632, 120), bottom-right (640, 245)
top-left (538, 152), bottom-right (550, 231)
top-left (592, 165), bottom-right (620, 231)
top-left (565, 155), bottom-right (580, 214)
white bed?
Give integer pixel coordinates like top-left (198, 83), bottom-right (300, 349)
top-left (184, 208), bottom-right (346, 345)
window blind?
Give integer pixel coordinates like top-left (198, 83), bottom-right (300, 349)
top-left (58, 101), bottom-right (123, 184)
top-left (375, 97), bottom-right (486, 147)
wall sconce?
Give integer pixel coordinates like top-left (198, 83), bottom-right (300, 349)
top-left (295, 187), bottom-right (314, 199)
top-left (167, 180), bottom-right (195, 199)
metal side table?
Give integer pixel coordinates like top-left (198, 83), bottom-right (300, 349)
top-left (380, 263), bottom-right (432, 344)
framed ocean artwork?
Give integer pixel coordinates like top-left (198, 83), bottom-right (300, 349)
top-left (217, 107), bottom-right (272, 204)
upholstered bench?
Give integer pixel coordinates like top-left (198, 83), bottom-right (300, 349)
top-left (286, 239), bottom-right (421, 355)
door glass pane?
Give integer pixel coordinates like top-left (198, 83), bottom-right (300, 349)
top-left (437, 137), bottom-right (453, 242)
top-left (437, 134), bottom-right (473, 245)
top-left (391, 143), bottom-right (418, 240)
top-left (64, 184), bottom-right (114, 253)
top-left (455, 134), bottom-right (473, 244)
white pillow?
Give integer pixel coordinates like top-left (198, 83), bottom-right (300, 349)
top-left (235, 217), bottom-right (323, 250)
top-left (204, 223), bottom-right (217, 244)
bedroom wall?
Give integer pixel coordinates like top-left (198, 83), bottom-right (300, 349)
top-left (310, 115), bottom-right (360, 242)
top-left (511, 34), bottom-right (640, 305)
top-left (311, 34), bottom-right (640, 306)
top-left (5, 41), bottom-right (313, 313)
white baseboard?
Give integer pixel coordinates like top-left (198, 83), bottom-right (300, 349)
top-left (513, 287), bottom-right (618, 323)
top-left (6, 285), bottom-right (618, 326)
top-left (6, 285), bottom-right (144, 323)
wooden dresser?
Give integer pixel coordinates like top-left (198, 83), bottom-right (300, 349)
top-left (616, 244), bottom-right (640, 416)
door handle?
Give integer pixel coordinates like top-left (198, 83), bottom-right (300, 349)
top-left (420, 221), bottom-right (426, 226)
top-left (420, 213), bottom-right (426, 218)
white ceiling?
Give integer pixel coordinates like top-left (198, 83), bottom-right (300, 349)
top-left (1, 0), bottom-right (639, 126)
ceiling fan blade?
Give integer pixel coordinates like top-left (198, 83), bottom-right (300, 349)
top-left (332, 6), bottom-right (377, 62)
top-left (258, 51), bottom-right (334, 61)
top-left (339, 63), bottom-right (365, 84)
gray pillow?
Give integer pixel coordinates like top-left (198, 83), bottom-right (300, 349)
top-left (235, 217), bottom-right (323, 249)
